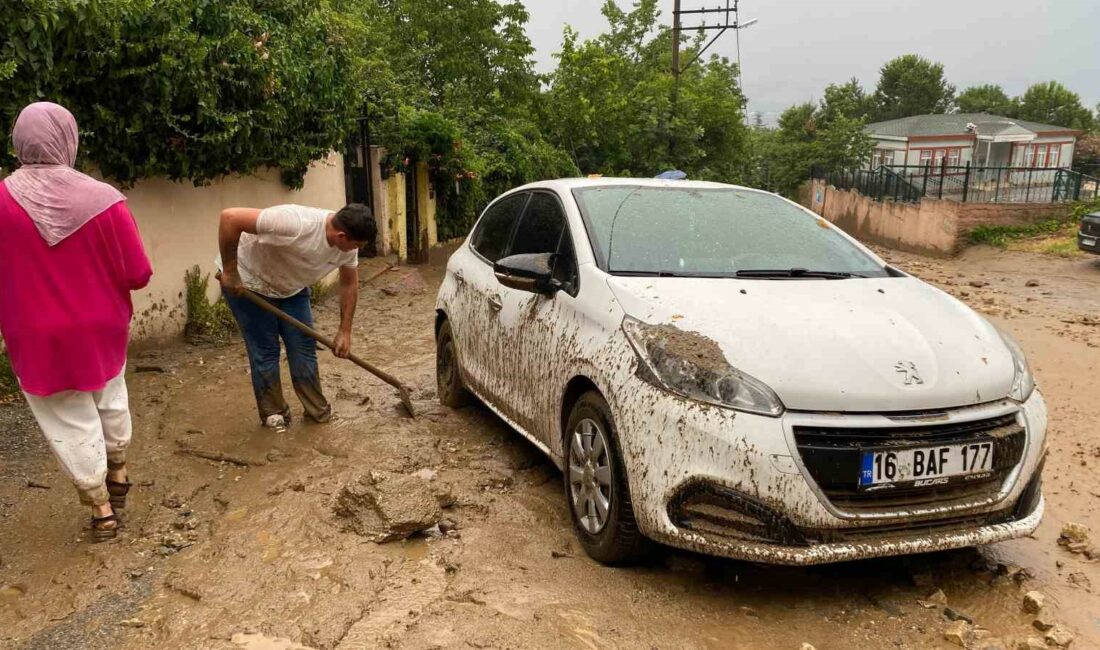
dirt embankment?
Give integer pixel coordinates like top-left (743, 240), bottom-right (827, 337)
top-left (0, 249), bottom-right (1098, 650)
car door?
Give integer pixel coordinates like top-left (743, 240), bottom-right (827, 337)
top-left (492, 190), bottom-right (581, 442)
top-left (453, 191), bottom-right (530, 401)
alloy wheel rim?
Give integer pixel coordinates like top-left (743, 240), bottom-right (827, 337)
top-left (568, 418), bottom-right (612, 534)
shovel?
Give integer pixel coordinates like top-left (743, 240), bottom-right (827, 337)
top-left (225, 279), bottom-right (417, 417)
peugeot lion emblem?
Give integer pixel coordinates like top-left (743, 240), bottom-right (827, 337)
top-left (895, 361), bottom-right (924, 386)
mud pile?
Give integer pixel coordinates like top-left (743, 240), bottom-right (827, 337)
top-left (333, 471), bottom-right (441, 542)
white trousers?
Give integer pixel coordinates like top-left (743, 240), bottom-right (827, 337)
top-left (23, 369), bottom-right (132, 506)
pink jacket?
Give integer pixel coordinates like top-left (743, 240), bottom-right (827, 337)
top-left (0, 183), bottom-right (152, 396)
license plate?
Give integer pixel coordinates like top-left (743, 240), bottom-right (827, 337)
top-left (859, 442), bottom-right (994, 488)
top-left (1083, 237), bottom-right (1097, 247)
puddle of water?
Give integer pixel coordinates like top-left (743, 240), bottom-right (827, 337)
top-left (402, 537), bottom-right (429, 562)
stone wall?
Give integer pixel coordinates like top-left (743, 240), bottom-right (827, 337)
top-left (802, 179), bottom-right (1069, 257)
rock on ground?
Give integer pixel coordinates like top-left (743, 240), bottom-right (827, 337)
top-left (1059, 522), bottom-right (1089, 545)
top-left (1022, 591), bottom-right (1044, 614)
top-left (1032, 613), bottom-right (1056, 632)
top-left (918, 589), bottom-right (948, 608)
top-left (333, 471), bottom-right (442, 543)
top-left (945, 620), bottom-right (975, 647)
top-left (1045, 625), bottom-right (1075, 648)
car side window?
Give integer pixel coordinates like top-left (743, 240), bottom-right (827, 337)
top-left (511, 193), bottom-right (566, 257)
top-left (511, 192), bottom-right (579, 294)
top-left (471, 193), bottom-right (528, 263)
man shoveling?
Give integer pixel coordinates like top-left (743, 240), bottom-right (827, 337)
top-left (218, 203), bottom-right (376, 432)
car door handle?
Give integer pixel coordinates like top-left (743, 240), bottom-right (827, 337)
top-left (488, 295), bottom-right (503, 312)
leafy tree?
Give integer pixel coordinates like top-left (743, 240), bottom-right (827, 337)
top-left (1014, 81), bottom-right (1095, 132)
top-left (372, 0), bottom-right (576, 235)
top-left (375, 0), bottom-right (539, 121)
top-left (0, 0), bottom-right (379, 188)
top-left (872, 54), bottom-right (956, 121)
top-left (956, 84), bottom-right (1015, 115)
top-left (1073, 135), bottom-right (1100, 174)
top-left (751, 101), bottom-right (872, 197)
top-left (542, 0), bottom-right (749, 180)
top-left (818, 78), bottom-right (875, 127)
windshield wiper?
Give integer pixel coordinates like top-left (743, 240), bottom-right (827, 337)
top-left (735, 268), bottom-right (865, 279)
top-left (612, 270), bottom-right (691, 277)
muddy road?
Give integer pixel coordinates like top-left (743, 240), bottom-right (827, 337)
top-left (1, 246), bottom-right (1099, 650)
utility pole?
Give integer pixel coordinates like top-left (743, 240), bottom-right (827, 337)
top-left (671, 0), bottom-right (681, 79)
top-left (671, 1), bottom-right (758, 77)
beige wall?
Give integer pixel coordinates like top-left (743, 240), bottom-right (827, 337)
top-left (417, 161), bottom-right (439, 250)
top-left (124, 153), bottom-right (347, 340)
top-left (374, 159), bottom-right (439, 263)
top-left (383, 171), bottom-right (408, 260)
top-left (803, 178), bottom-right (1068, 257)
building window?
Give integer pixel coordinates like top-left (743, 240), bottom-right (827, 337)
top-left (919, 150), bottom-right (932, 167)
top-left (871, 149), bottom-right (896, 169)
top-left (948, 149), bottom-right (961, 166)
top-left (1049, 146), bottom-right (1060, 168)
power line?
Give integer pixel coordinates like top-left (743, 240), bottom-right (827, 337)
top-left (671, 0), bottom-right (757, 84)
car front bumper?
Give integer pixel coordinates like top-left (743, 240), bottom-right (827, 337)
top-left (612, 381), bottom-right (1047, 565)
top-left (1078, 230), bottom-right (1100, 254)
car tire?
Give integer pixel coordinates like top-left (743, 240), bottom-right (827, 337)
top-left (436, 320), bottom-right (471, 408)
top-left (564, 391), bottom-right (651, 565)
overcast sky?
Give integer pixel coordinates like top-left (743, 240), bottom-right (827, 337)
top-left (520, 0), bottom-right (1100, 124)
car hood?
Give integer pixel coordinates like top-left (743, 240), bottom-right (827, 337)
top-left (607, 276), bottom-right (1015, 413)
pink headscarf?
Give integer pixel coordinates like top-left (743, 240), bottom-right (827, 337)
top-left (4, 102), bottom-right (124, 246)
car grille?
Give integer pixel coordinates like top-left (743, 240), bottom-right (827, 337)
top-left (793, 413), bottom-right (1026, 514)
top-left (1083, 220), bottom-right (1100, 236)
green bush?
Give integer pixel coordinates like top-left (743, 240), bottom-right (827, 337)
top-left (0, 0), bottom-right (374, 188)
top-left (967, 199), bottom-right (1100, 247)
top-left (183, 266), bottom-right (237, 345)
top-left (310, 279), bottom-right (330, 307)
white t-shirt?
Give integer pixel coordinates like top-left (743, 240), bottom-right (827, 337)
top-left (232, 205), bottom-right (358, 299)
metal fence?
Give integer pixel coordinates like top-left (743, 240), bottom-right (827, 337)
top-left (813, 166), bottom-right (923, 203)
top-left (815, 163), bottom-right (1100, 204)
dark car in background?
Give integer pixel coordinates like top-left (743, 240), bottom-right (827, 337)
top-left (1079, 211), bottom-right (1100, 255)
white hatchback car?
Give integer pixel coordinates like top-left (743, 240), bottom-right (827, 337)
top-left (434, 178), bottom-right (1047, 566)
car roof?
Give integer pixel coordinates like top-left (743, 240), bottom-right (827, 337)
top-left (509, 177), bottom-right (758, 193)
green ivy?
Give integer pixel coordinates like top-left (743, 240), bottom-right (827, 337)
top-left (0, 0), bottom-right (374, 188)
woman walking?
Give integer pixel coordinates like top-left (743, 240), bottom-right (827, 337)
top-left (0, 102), bottom-right (152, 541)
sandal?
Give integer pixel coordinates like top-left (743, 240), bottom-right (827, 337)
top-left (106, 478), bottom-right (132, 510)
top-left (91, 512), bottom-right (121, 542)
top-left (106, 461), bottom-right (132, 510)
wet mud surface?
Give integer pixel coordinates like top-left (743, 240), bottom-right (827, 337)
top-left (0, 246), bottom-right (1098, 649)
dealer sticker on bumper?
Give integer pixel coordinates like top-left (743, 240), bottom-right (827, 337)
top-left (859, 442), bottom-right (994, 488)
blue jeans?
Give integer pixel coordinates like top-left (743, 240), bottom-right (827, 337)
top-left (224, 288), bottom-right (331, 424)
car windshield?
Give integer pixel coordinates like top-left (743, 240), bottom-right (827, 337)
top-left (572, 185), bottom-right (889, 278)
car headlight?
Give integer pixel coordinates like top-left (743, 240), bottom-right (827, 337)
top-left (622, 316), bottom-right (784, 417)
top-left (995, 326), bottom-right (1036, 402)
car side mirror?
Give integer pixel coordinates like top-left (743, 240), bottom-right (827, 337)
top-left (494, 253), bottom-right (562, 295)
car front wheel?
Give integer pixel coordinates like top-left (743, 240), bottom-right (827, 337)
top-left (564, 391), bottom-right (650, 565)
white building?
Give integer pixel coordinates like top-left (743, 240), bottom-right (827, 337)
top-left (866, 113), bottom-right (1081, 170)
